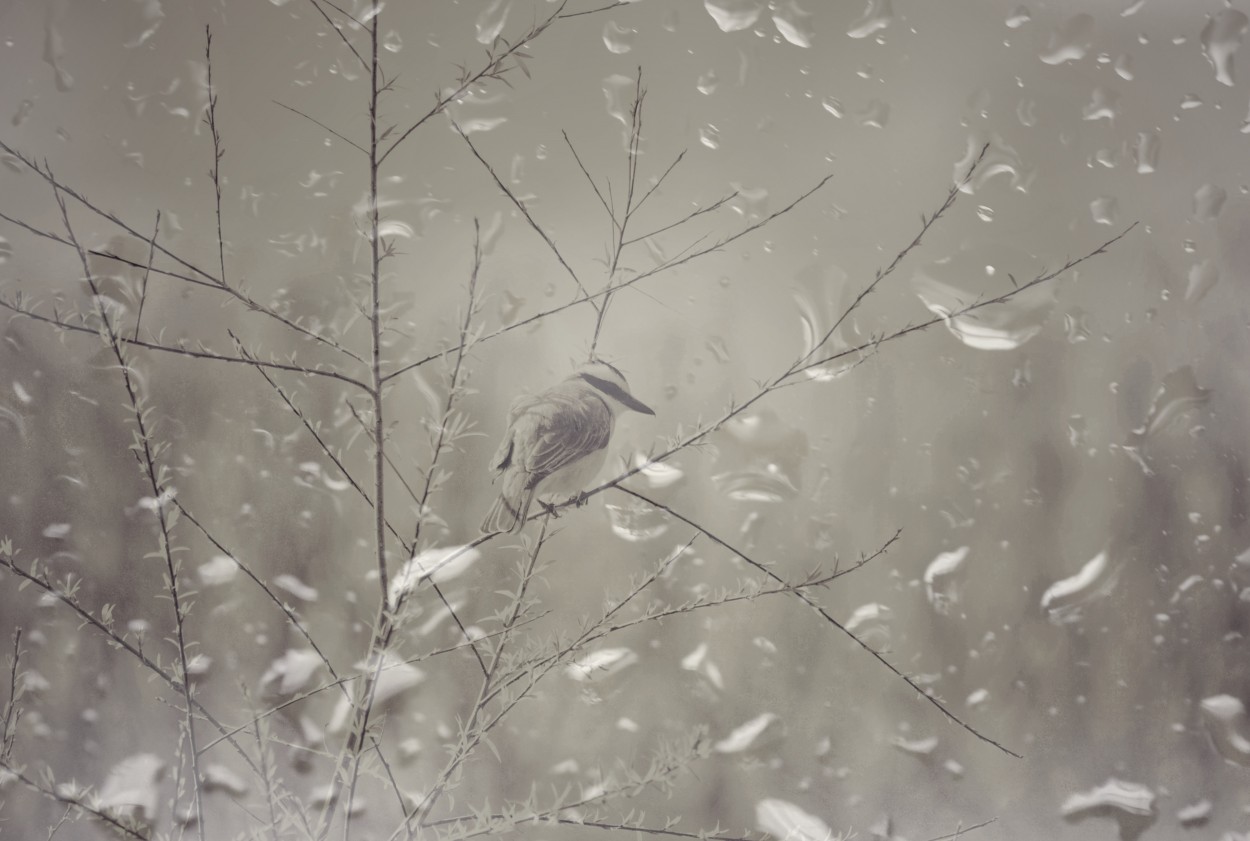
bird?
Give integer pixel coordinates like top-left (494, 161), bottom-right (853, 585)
top-left (481, 361), bottom-right (655, 534)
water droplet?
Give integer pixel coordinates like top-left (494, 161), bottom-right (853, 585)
top-left (715, 713), bottom-right (781, 753)
top-left (382, 30), bottom-right (402, 53)
top-left (912, 241), bottom-right (1054, 351)
top-left (856, 100), bottom-right (889, 128)
top-left (603, 21), bottom-right (636, 54)
top-left (1090, 196), bottom-right (1119, 225)
top-left (565, 647), bottom-right (638, 682)
top-left (1016, 98), bottom-right (1037, 127)
top-left (729, 184), bottom-right (770, 222)
top-left (697, 69), bottom-right (719, 95)
top-left (756, 799), bottom-right (835, 841)
top-left (475, 0), bottom-right (511, 45)
top-left (1042, 548), bottom-right (1120, 624)
top-left (1138, 366), bottom-right (1210, 438)
top-left (1193, 184), bottom-right (1227, 222)
top-left (954, 133), bottom-right (1034, 194)
top-left (43, 18), bottom-right (74, 91)
top-left (704, 0), bottom-right (763, 33)
top-left (1005, 6), bottom-right (1031, 28)
top-left (892, 734), bottom-right (939, 756)
top-left (604, 497), bottom-right (670, 541)
top-left (1067, 415), bottom-right (1088, 448)
top-left (603, 74), bottom-right (636, 127)
top-left (1177, 800), bottom-right (1212, 828)
top-left (822, 96), bottom-right (844, 117)
top-left (1134, 131), bottom-right (1159, 174)
top-left (1064, 308), bottom-right (1093, 343)
top-left (0, 236), bottom-right (10, 264)
top-left (98, 754), bottom-right (165, 825)
top-left (976, 205), bottom-right (995, 222)
top-left (699, 124), bottom-right (721, 149)
top-left (1186, 259), bottom-right (1219, 303)
top-left (1121, 0), bottom-right (1146, 17)
top-left (1060, 778), bottom-right (1156, 838)
top-left (712, 410), bottom-right (807, 503)
top-left (535, 143), bottom-right (548, 160)
top-left (1082, 86), bottom-right (1119, 121)
top-left (1114, 54), bottom-right (1134, 79)
top-left (705, 335), bottom-right (731, 363)
top-left (1201, 9), bottom-right (1248, 87)
top-left (1039, 14), bottom-right (1094, 65)
top-left (848, 0), bottom-right (892, 39)
top-left (924, 546), bottom-right (969, 616)
top-left (845, 602), bottom-right (892, 648)
top-left (198, 555), bottom-right (239, 586)
top-left (11, 98), bottom-right (32, 128)
top-left (1201, 694), bottom-right (1250, 766)
top-left (772, 1), bottom-right (813, 47)
top-left (1180, 93), bottom-right (1203, 110)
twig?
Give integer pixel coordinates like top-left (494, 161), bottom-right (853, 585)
top-left (305, 0), bottom-right (368, 70)
top-left (380, 173), bottom-right (833, 383)
top-left (625, 490), bottom-right (1019, 757)
top-left (621, 189), bottom-right (737, 247)
top-left (379, 0), bottom-right (600, 165)
top-left (562, 130), bottom-right (617, 230)
top-left (133, 211), bottom-right (160, 340)
top-left (274, 100), bottom-right (368, 155)
top-left (801, 224), bottom-right (1139, 376)
top-left (0, 140), bottom-right (367, 365)
top-left (453, 125), bottom-right (595, 306)
top-left (0, 295), bottom-right (370, 389)
top-left (0, 553), bottom-right (262, 779)
top-left (51, 172), bottom-right (208, 835)
top-left (205, 27), bottom-right (228, 290)
top-left (0, 759), bottom-right (149, 841)
top-left (2, 627), bottom-right (22, 759)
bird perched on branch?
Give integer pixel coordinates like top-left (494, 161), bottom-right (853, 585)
top-left (481, 361), bottom-right (655, 533)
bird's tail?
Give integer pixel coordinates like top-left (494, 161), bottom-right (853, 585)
top-left (480, 471), bottom-right (534, 534)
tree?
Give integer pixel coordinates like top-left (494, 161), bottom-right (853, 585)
top-left (0, 2), bottom-right (1130, 839)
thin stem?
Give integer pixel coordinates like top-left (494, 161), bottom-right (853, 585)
top-left (305, 0), bottom-right (368, 70)
top-left (133, 211), bottom-right (160, 340)
top-left (205, 27), bottom-right (228, 290)
top-left (51, 178), bottom-right (207, 835)
top-left (0, 295), bottom-right (370, 388)
top-left (380, 173), bottom-right (834, 383)
top-left (0, 760), bottom-right (149, 841)
top-left (274, 100), bottom-right (368, 155)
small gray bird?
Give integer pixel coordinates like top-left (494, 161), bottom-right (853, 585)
top-left (481, 361), bottom-right (655, 533)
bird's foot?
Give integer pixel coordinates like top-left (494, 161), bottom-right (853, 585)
top-left (572, 491), bottom-right (590, 509)
top-left (539, 501), bottom-right (561, 519)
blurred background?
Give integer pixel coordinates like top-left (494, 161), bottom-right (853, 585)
top-left (1, 0), bottom-right (1248, 838)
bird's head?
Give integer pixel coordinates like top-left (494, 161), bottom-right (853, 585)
top-left (574, 361), bottom-right (655, 417)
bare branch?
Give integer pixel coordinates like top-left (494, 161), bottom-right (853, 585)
top-left (305, 0), bottom-right (368, 70)
top-left (132, 211), bottom-right (160, 340)
top-left (0, 759), bottom-right (150, 841)
top-left (274, 100), bottom-right (368, 155)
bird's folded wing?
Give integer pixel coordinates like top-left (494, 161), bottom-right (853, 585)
top-left (517, 391), bottom-right (611, 480)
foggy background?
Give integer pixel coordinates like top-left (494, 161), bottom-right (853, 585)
top-left (1, 0), bottom-right (1248, 838)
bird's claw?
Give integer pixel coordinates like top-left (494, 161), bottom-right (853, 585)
top-left (539, 501), bottom-right (561, 519)
top-left (572, 491), bottom-right (590, 508)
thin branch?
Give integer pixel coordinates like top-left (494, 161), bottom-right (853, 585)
top-left (0, 140), bottom-right (367, 364)
top-left (380, 173), bottom-right (833, 383)
top-left (625, 490), bottom-right (1019, 758)
top-left (2, 627), bottom-right (22, 759)
top-left (621, 190), bottom-right (737, 247)
top-left (800, 224), bottom-right (1139, 376)
top-left (453, 124), bottom-right (595, 306)
top-left (173, 499), bottom-right (345, 692)
top-left (205, 27), bottom-right (228, 290)
top-left (562, 130), bottom-right (617, 229)
top-left (305, 0), bottom-right (368, 70)
top-left (274, 100), bottom-right (368, 155)
top-left (0, 295), bottom-right (370, 389)
top-left (132, 211), bottom-right (160, 340)
top-left (51, 172), bottom-right (208, 835)
top-left (197, 614), bottom-right (547, 756)
top-left (379, 1), bottom-right (589, 165)
top-left (0, 759), bottom-right (149, 841)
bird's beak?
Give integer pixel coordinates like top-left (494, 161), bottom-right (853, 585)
top-left (622, 392), bottom-right (655, 416)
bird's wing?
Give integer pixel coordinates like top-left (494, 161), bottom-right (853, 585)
top-left (515, 390), bottom-right (611, 483)
top-left (489, 393), bottom-right (546, 473)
